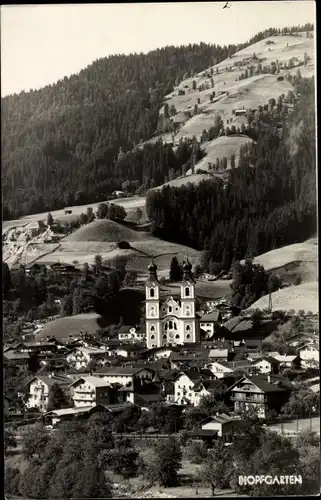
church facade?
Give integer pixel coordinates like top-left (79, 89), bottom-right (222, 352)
top-left (145, 260), bottom-right (200, 349)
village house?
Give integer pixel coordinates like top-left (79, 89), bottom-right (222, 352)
top-left (228, 375), bottom-right (294, 418)
top-left (199, 310), bottom-right (222, 336)
top-left (297, 341), bottom-right (319, 368)
top-left (66, 346), bottom-right (112, 370)
top-left (68, 376), bottom-right (122, 408)
top-left (252, 356), bottom-right (281, 374)
top-left (207, 360), bottom-right (234, 378)
top-left (94, 366), bottom-right (156, 386)
top-left (43, 401), bottom-right (137, 428)
top-left (171, 369), bottom-right (223, 406)
top-left (286, 332), bottom-right (314, 347)
top-left (112, 343), bottom-right (146, 358)
top-left (4, 351), bottom-right (30, 373)
top-left (26, 375), bottom-right (71, 413)
top-left (118, 326), bottom-right (146, 342)
top-left (273, 354), bottom-right (301, 370)
top-left (201, 413), bottom-right (242, 439)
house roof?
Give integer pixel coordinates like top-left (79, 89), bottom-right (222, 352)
top-left (28, 375), bottom-right (70, 387)
top-left (229, 375), bottom-right (287, 394)
top-left (44, 406), bottom-right (95, 417)
top-left (69, 376), bottom-right (112, 388)
top-left (209, 349), bottom-right (229, 358)
top-left (186, 429), bottom-right (218, 437)
top-left (254, 356), bottom-right (281, 365)
top-left (201, 413), bottom-right (241, 425)
top-left (4, 351), bottom-right (30, 360)
top-left (94, 366), bottom-right (154, 376)
top-left (196, 379), bottom-right (224, 391)
top-left (200, 311), bottom-right (221, 322)
top-left (274, 355), bottom-right (298, 362)
top-left (297, 341), bottom-right (319, 351)
top-left (135, 393), bottom-right (165, 406)
top-left (118, 325), bottom-right (136, 334)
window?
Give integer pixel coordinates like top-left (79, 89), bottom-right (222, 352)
top-left (186, 334), bottom-right (191, 340)
top-left (162, 334), bottom-right (167, 340)
top-left (149, 306), bottom-right (156, 317)
top-left (175, 334), bottom-right (180, 339)
top-left (186, 325), bottom-right (191, 331)
top-left (150, 325), bottom-right (155, 332)
top-left (169, 320), bottom-right (173, 329)
top-left (150, 334), bottom-right (155, 340)
top-left (169, 306), bottom-right (172, 313)
top-left (150, 288), bottom-right (155, 298)
top-left (185, 287), bottom-right (190, 296)
top-left (165, 323), bottom-right (168, 330)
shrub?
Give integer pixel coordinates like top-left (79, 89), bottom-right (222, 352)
top-left (118, 241), bottom-right (131, 249)
top-left (294, 275), bottom-right (302, 285)
top-left (186, 440), bottom-right (208, 464)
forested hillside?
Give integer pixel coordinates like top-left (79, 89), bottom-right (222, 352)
top-left (146, 77), bottom-right (316, 269)
top-left (2, 23), bottom-right (313, 220)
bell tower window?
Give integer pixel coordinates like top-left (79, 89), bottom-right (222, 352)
top-left (150, 288), bottom-right (155, 298)
top-left (185, 287), bottom-right (190, 297)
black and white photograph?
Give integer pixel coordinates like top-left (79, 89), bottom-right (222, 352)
top-left (2, 1), bottom-right (318, 498)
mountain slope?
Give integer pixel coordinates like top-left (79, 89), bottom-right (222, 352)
top-left (2, 25), bottom-right (314, 219)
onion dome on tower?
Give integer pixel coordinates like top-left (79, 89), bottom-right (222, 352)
top-left (147, 259), bottom-right (158, 282)
top-left (182, 256), bottom-right (194, 282)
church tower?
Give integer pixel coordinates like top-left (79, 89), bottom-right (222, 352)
top-left (145, 260), bottom-right (161, 349)
top-left (180, 258), bottom-right (199, 343)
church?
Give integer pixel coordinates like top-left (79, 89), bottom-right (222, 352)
top-left (145, 259), bottom-right (200, 349)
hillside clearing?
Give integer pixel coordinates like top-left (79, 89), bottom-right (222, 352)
top-left (249, 280), bottom-right (318, 313)
top-left (3, 196), bottom-right (147, 230)
top-left (245, 237), bottom-right (317, 283)
top-left (65, 219), bottom-right (150, 243)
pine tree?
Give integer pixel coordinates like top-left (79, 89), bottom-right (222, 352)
top-left (169, 257), bottom-right (183, 281)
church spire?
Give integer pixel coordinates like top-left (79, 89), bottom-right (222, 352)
top-left (147, 259), bottom-right (158, 282)
top-left (182, 255), bottom-right (194, 282)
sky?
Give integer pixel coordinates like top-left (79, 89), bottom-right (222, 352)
top-left (1, 1), bottom-right (316, 96)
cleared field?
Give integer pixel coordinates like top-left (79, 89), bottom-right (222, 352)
top-left (35, 313), bottom-right (103, 341)
top-left (3, 196), bottom-right (147, 229)
top-left (249, 280), bottom-right (318, 314)
top-left (65, 219), bottom-right (150, 243)
top-left (190, 135), bottom-right (253, 173)
top-left (247, 238), bottom-right (318, 282)
top-left (156, 33), bottom-right (314, 166)
top-left (151, 173), bottom-right (214, 191)
top-left (36, 238), bottom-right (201, 273)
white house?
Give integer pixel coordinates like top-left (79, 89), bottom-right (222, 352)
top-left (145, 260), bottom-right (200, 348)
top-left (199, 310), bottom-right (222, 337)
top-left (252, 356), bottom-right (281, 374)
top-left (66, 346), bottom-right (111, 370)
top-left (273, 354), bottom-right (301, 369)
top-left (26, 375), bottom-right (71, 413)
top-left (297, 342), bottom-right (319, 368)
top-left (172, 371), bottom-right (223, 406)
top-left (118, 326), bottom-right (146, 342)
top-left (94, 366), bottom-right (155, 387)
top-left (68, 376), bottom-right (115, 408)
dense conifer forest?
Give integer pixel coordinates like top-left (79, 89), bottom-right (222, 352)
top-left (146, 77), bottom-right (316, 268)
top-left (2, 23), bottom-right (313, 220)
